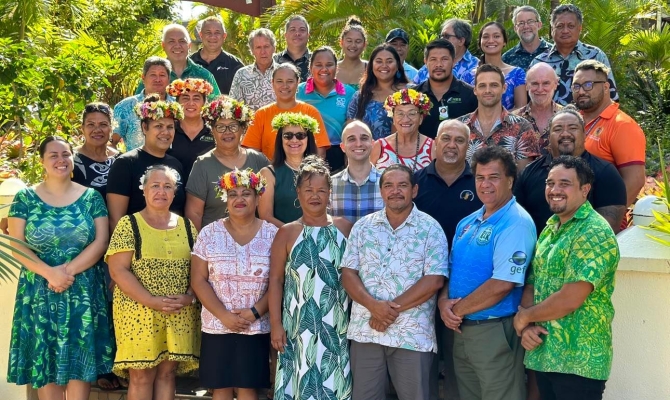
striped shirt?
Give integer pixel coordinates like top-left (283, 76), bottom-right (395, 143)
top-left (330, 166), bottom-right (384, 224)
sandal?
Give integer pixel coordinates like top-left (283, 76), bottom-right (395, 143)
top-left (96, 372), bottom-right (120, 391)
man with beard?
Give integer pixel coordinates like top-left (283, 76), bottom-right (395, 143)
top-left (503, 6), bottom-right (551, 70)
top-left (414, 39), bottom-right (477, 139)
top-left (515, 108), bottom-right (626, 234)
top-left (573, 60), bottom-right (646, 207)
top-left (514, 156), bottom-right (619, 400)
top-left (512, 62), bottom-right (563, 154)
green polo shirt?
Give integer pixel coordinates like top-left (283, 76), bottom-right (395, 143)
top-left (135, 58), bottom-right (220, 100)
top-left (525, 201), bottom-right (619, 380)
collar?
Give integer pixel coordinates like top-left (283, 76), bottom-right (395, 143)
top-left (512, 38), bottom-right (550, 54)
top-left (545, 200), bottom-right (594, 229)
top-left (340, 165), bottom-right (380, 184)
top-left (461, 50), bottom-right (477, 63)
top-left (547, 40), bottom-right (585, 58)
top-left (476, 196), bottom-right (518, 225)
top-left (596, 102), bottom-right (619, 120)
top-left (421, 78), bottom-right (464, 97)
top-left (304, 78), bottom-right (346, 95)
top-left (523, 101), bottom-right (560, 116)
top-left (464, 107), bottom-right (510, 126)
top-left (426, 160), bottom-right (473, 181)
top-left (278, 48), bottom-right (310, 62)
top-left (252, 61), bottom-right (278, 75)
top-left (372, 204), bottom-right (421, 229)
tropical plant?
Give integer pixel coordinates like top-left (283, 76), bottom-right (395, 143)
top-left (0, 205), bottom-right (36, 283)
top-left (640, 141), bottom-right (670, 247)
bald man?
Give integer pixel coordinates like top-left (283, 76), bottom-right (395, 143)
top-left (513, 62), bottom-right (563, 155)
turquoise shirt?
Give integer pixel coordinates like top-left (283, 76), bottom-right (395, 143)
top-left (296, 79), bottom-right (355, 145)
top-left (112, 92), bottom-right (175, 151)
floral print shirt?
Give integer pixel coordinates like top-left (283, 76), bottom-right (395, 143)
top-left (229, 62), bottom-right (278, 111)
top-left (342, 205), bottom-right (449, 353)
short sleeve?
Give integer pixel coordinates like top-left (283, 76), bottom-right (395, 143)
top-left (340, 222), bottom-right (362, 271)
top-left (229, 71), bottom-right (242, 102)
top-left (185, 158), bottom-right (209, 201)
top-left (106, 157), bottom-right (133, 197)
top-left (491, 223), bottom-right (536, 285)
top-left (88, 189), bottom-right (108, 219)
top-left (8, 188), bottom-right (30, 220)
top-left (347, 92), bottom-right (360, 120)
top-left (192, 223), bottom-right (213, 260)
top-left (423, 222), bottom-right (449, 277)
top-left (308, 107), bottom-right (331, 147)
top-left (608, 122), bottom-right (646, 167)
top-left (105, 215), bottom-right (135, 261)
top-left (591, 162), bottom-right (627, 208)
top-left (461, 69), bottom-right (475, 86)
top-left (564, 226), bottom-right (618, 289)
top-left (242, 108), bottom-right (265, 150)
top-left (112, 103), bottom-right (126, 138)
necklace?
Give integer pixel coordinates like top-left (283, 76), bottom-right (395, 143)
top-left (395, 132), bottom-right (422, 172)
top-left (214, 148), bottom-right (243, 168)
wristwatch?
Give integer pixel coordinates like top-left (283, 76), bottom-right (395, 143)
top-left (250, 306), bottom-right (261, 320)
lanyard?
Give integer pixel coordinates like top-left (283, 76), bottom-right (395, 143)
top-left (585, 116), bottom-right (602, 137)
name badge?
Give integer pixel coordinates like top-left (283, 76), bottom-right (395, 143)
top-left (439, 105), bottom-right (449, 120)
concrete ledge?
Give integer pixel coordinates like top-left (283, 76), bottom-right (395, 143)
top-left (616, 226), bottom-right (670, 274)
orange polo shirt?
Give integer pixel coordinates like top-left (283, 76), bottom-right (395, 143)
top-left (242, 101), bottom-right (330, 161)
top-left (583, 102), bottom-right (646, 168)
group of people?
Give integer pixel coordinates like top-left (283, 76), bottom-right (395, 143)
top-left (5, 4), bottom-right (643, 400)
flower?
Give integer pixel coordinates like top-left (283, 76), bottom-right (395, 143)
top-left (201, 97), bottom-right (254, 127)
top-left (271, 112), bottom-right (320, 134)
top-left (134, 100), bottom-right (184, 120)
top-left (383, 88), bottom-right (433, 117)
top-left (166, 78), bottom-right (214, 98)
top-left (138, 172), bottom-right (146, 190)
top-left (215, 168), bottom-right (267, 202)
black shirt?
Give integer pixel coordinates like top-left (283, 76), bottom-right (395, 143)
top-left (414, 78), bottom-right (478, 139)
top-left (190, 49), bottom-right (244, 95)
top-left (514, 151), bottom-right (627, 235)
top-left (106, 148), bottom-right (186, 215)
top-left (414, 161), bottom-right (483, 246)
top-left (168, 121), bottom-right (214, 182)
top-left (273, 49), bottom-right (311, 82)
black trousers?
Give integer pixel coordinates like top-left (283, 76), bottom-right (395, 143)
top-left (534, 371), bottom-right (606, 400)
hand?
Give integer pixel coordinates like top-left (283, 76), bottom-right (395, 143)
top-left (438, 297), bottom-right (463, 333)
top-left (520, 325), bottom-right (548, 351)
top-left (162, 294), bottom-right (193, 313)
top-left (220, 310), bottom-right (251, 332)
top-left (271, 322), bottom-right (287, 353)
top-left (368, 317), bottom-right (389, 332)
top-left (235, 308), bottom-right (257, 323)
top-left (514, 306), bottom-right (531, 336)
top-left (369, 300), bottom-right (401, 326)
top-left (146, 296), bottom-right (182, 314)
top-left (46, 265), bottom-right (74, 293)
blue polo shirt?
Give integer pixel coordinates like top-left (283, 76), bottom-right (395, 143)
top-left (449, 196), bottom-right (536, 320)
top-left (297, 79), bottom-right (355, 145)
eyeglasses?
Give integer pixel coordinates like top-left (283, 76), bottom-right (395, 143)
top-left (214, 123), bottom-right (240, 133)
top-left (395, 110), bottom-right (419, 119)
top-left (282, 131), bottom-right (308, 140)
top-left (571, 81), bottom-right (606, 92)
top-left (441, 33), bottom-right (457, 40)
top-left (515, 19), bottom-right (538, 27)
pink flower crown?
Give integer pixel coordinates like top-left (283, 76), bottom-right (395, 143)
top-left (166, 78), bottom-right (214, 98)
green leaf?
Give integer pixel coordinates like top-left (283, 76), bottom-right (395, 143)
top-left (292, 231), bottom-right (320, 269)
top-left (316, 226), bottom-right (332, 253)
top-left (320, 349), bottom-right (337, 382)
top-left (298, 298), bottom-right (321, 335)
top-left (302, 267), bottom-right (316, 302)
top-left (297, 365), bottom-right (322, 400)
top-left (306, 334), bottom-right (318, 367)
top-left (319, 321), bottom-right (340, 354)
top-left (316, 259), bottom-right (339, 289)
top-left (319, 284), bottom-right (338, 316)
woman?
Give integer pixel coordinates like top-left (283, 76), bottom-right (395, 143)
top-left (106, 94), bottom-right (186, 232)
top-left (166, 78), bottom-right (215, 180)
top-left (241, 63), bottom-right (330, 161)
top-left (258, 112), bottom-right (319, 228)
top-left (73, 102), bottom-right (119, 201)
top-left (371, 88), bottom-right (434, 172)
top-left (268, 155), bottom-right (353, 400)
top-left (191, 168), bottom-right (277, 400)
top-left (346, 44), bottom-right (409, 140)
top-left (7, 136), bottom-right (114, 400)
top-left (461, 21), bottom-right (527, 110)
top-left (106, 165), bottom-right (199, 400)
top-left (185, 96), bottom-right (269, 231)
top-left (297, 46), bottom-right (356, 171)
top-left (336, 16), bottom-right (367, 90)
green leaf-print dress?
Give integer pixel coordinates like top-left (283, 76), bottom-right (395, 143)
top-left (7, 187), bottom-right (114, 389)
top-left (274, 224), bottom-right (352, 400)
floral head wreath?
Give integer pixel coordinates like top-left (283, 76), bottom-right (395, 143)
top-left (201, 97), bottom-right (254, 126)
top-left (134, 100), bottom-right (184, 120)
top-left (384, 88), bottom-right (433, 117)
top-left (271, 112), bottom-right (320, 134)
top-left (166, 78), bottom-right (214, 98)
top-left (215, 168), bottom-right (267, 202)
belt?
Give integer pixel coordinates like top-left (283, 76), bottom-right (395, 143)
top-left (461, 315), bottom-right (513, 326)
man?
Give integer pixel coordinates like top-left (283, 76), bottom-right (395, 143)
top-left (273, 15), bottom-right (311, 81)
top-left (457, 64), bottom-right (539, 171)
top-left (502, 6), bottom-right (551, 70)
top-left (190, 16), bottom-right (244, 95)
top-left (342, 164), bottom-right (449, 400)
top-left (514, 156), bottom-right (619, 400)
top-left (135, 24), bottom-right (220, 100)
top-left (415, 39), bottom-right (477, 139)
top-left (439, 146), bottom-right (536, 400)
top-left (515, 108), bottom-right (627, 234)
top-left (414, 119), bottom-right (483, 400)
top-left (414, 18), bottom-right (479, 84)
top-left (386, 28), bottom-right (419, 82)
top-left (113, 56), bottom-right (174, 151)
top-left (530, 4), bottom-right (618, 105)
top-left (229, 28), bottom-right (278, 111)
top-left (330, 121), bottom-right (383, 223)
top-left (573, 60), bottom-right (646, 206)
top-left (512, 62), bottom-right (563, 153)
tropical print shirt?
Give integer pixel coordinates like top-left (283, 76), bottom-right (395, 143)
top-left (458, 108), bottom-right (540, 162)
top-left (229, 62), bottom-right (278, 111)
top-left (414, 50), bottom-right (479, 84)
top-left (113, 92), bottom-right (175, 151)
top-left (525, 201), bottom-right (619, 380)
top-left (342, 205), bottom-right (449, 353)
top-left (529, 40), bottom-right (618, 106)
top-left (512, 101), bottom-right (564, 155)
top-left (502, 38), bottom-right (552, 70)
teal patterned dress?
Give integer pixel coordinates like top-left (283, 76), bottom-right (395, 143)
top-left (7, 187), bottom-right (114, 388)
top-left (274, 224), bottom-right (352, 400)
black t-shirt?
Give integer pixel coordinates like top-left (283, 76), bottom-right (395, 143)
top-left (414, 161), bottom-right (483, 246)
top-left (514, 151), bottom-right (627, 235)
top-left (414, 79), bottom-right (478, 139)
top-left (167, 121), bottom-right (214, 182)
top-left (190, 49), bottom-right (244, 95)
top-left (106, 148), bottom-right (186, 215)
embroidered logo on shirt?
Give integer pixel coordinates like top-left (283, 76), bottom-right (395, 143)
top-left (460, 190), bottom-right (475, 201)
top-left (200, 136), bottom-right (214, 142)
top-left (336, 97), bottom-right (346, 108)
top-left (476, 226), bottom-right (493, 245)
top-left (592, 127), bottom-right (604, 140)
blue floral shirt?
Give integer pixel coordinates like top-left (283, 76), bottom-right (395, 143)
top-left (346, 92), bottom-right (392, 140)
top-left (461, 66), bottom-right (526, 110)
top-left (112, 92), bottom-right (175, 151)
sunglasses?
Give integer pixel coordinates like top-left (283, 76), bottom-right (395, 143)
top-left (84, 103), bottom-right (112, 115)
top-left (282, 131), bottom-right (308, 140)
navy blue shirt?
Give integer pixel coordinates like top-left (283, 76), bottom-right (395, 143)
top-left (414, 161), bottom-right (483, 246)
top-left (414, 78), bottom-right (478, 139)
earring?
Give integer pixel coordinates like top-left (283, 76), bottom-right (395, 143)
top-left (395, 70), bottom-right (402, 79)
top-left (294, 198), bottom-right (301, 209)
top-left (70, 171), bottom-right (74, 179)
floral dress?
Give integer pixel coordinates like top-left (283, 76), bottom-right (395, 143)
top-left (347, 92), bottom-right (393, 140)
top-left (7, 188), bottom-right (114, 388)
